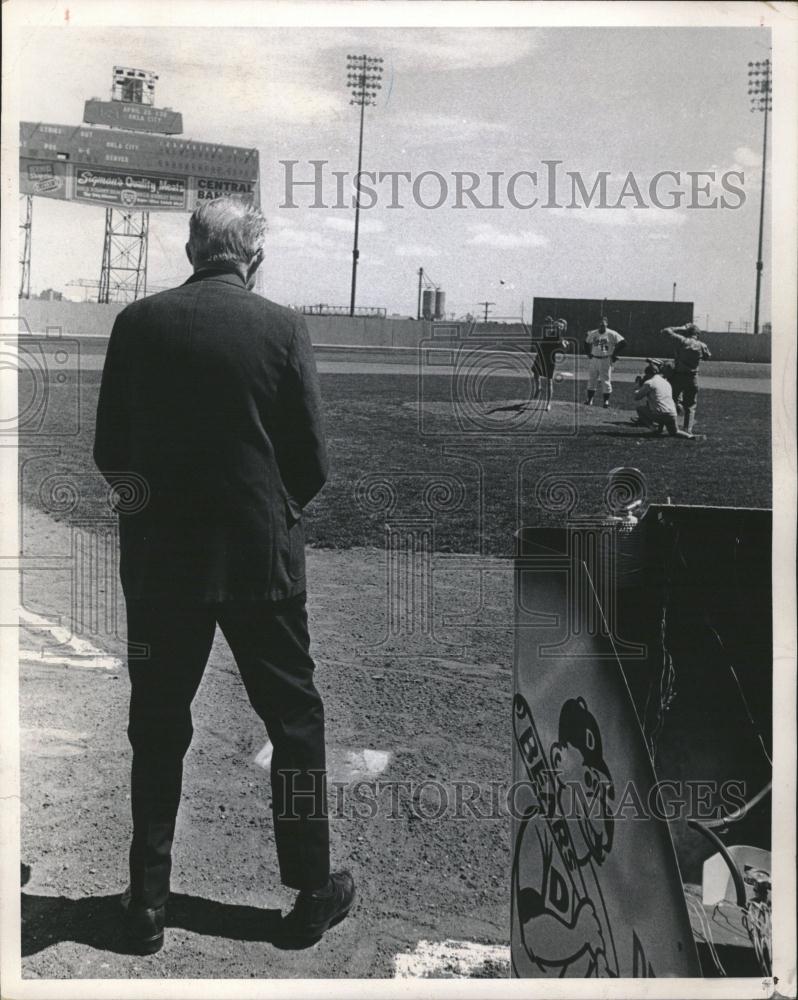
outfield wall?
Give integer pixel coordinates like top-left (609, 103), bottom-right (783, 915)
top-left (626, 328), bottom-right (772, 363)
top-left (476, 321), bottom-right (773, 363)
top-left (18, 299), bottom-right (125, 339)
top-left (17, 299), bottom-right (771, 362)
top-left (17, 298), bottom-right (433, 348)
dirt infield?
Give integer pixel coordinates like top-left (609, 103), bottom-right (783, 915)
top-left (19, 505), bottom-right (513, 979)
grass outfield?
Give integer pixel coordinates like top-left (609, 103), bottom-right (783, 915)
top-left (20, 370), bottom-right (770, 558)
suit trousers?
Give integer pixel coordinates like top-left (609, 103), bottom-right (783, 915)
top-left (125, 593), bottom-right (330, 908)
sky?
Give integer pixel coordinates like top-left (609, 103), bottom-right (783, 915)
top-left (15, 24), bottom-right (772, 327)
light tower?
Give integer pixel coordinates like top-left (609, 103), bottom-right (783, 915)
top-left (346, 54), bottom-right (383, 316)
top-left (748, 57), bottom-right (771, 336)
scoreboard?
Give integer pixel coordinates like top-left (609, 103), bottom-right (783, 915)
top-left (19, 120), bottom-right (259, 212)
top-left (83, 99), bottom-right (183, 135)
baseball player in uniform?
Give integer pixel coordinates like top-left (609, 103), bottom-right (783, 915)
top-left (532, 317), bottom-right (570, 411)
top-left (660, 323), bottom-right (712, 434)
top-left (584, 317), bottom-right (625, 407)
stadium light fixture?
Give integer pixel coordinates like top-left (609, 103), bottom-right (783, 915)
top-left (346, 54), bottom-right (383, 316)
top-left (748, 57), bottom-right (771, 336)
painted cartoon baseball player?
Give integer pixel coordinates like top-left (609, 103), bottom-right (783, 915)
top-left (584, 317), bottom-right (626, 407)
top-left (513, 695), bottom-right (618, 978)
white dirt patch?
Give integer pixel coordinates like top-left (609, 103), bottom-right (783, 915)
top-left (394, 938), bottom-right (510, 978)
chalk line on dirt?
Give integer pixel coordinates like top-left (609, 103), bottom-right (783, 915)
top-left (19, 606), bottom-right (122, 670)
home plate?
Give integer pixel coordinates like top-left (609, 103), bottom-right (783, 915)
top-left (254, 742), bottom-right (391, 781)
top-left (393, 939), bottom-right (510, 978)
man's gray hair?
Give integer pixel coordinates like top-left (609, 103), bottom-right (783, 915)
top-left (188, 197), bottom-right (267, 266)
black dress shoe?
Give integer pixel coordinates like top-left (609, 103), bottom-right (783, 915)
top-left (120, 886), bottom-right (165, 955)
top-left (279, 871), bottom-right (355, 946)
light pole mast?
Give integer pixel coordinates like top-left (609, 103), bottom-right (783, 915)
top-left (748, 57), bottom-right (771, 335)
top-left (346, 54), bottom-right (383, 317)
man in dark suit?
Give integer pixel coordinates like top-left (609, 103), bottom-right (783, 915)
top-left (94, 196), bottom-right (354, 954)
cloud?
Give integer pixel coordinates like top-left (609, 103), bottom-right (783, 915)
top-left (733, 146), bottom-right (760, 169)
top-left (397, 113), bottom-right (510, 146)
top-left (324, 216), bottom-right (385, 234)
top-left (561, 205), bottom-right (689, 229)
top-left (385, 29), bottom-right (539, 72)
top-left (259, 82), bottom-right (346, 124)
top-left (467, 224), bottom-right (547, 248)
top-left (394, 244), bottom-right (441, 258)
top-left (267, 227), bottom-right (346, 258)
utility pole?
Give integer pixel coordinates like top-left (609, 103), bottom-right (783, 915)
top-left (672, 282), bottom-right (676, 303)
top-left (748, 57), bottom-right (771, 335)
top-left (417, 267), bottom-right (424, 320)
top-left (346, 54), bottom-right (383, 317)
top-left (479, 301), bottom-right (495, 323)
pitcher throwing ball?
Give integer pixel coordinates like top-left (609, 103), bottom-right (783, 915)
top-left (661, 322), bottom-right (712, 434)
top-left (584, 317), bottom-right (625, 407)
top-left (532, 317), bottom-right (569, 411)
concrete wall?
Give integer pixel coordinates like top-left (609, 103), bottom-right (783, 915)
top-left (17, 298), bottom-right (434, 349)
top-left (17, 299), bottom-right (771, 362)
top-left (303, 315), bottom-right (431, 348)
top-left (18, 298), bottom-right (125, 339)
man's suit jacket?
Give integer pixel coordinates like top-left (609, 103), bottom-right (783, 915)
top-left (94, 266), bottom-right (328, 602)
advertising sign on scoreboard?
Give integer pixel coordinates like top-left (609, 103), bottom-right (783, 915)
top-left (74, 168), bottom-right (187, 209)
top-left (20, 159), bottom-right (69, 199)
top-left (193, 176), bottom-right (258, 201)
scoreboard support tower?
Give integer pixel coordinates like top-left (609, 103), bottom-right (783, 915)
top-left (19, 195), bottom-right (33, 299)
top-left (98, 208), bottom-right (150, 304)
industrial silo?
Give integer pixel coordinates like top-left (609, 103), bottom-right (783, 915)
top-left (434, 289), bottom-right (446, 319)
top-left (422, 289), bottom-right (434, 320)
